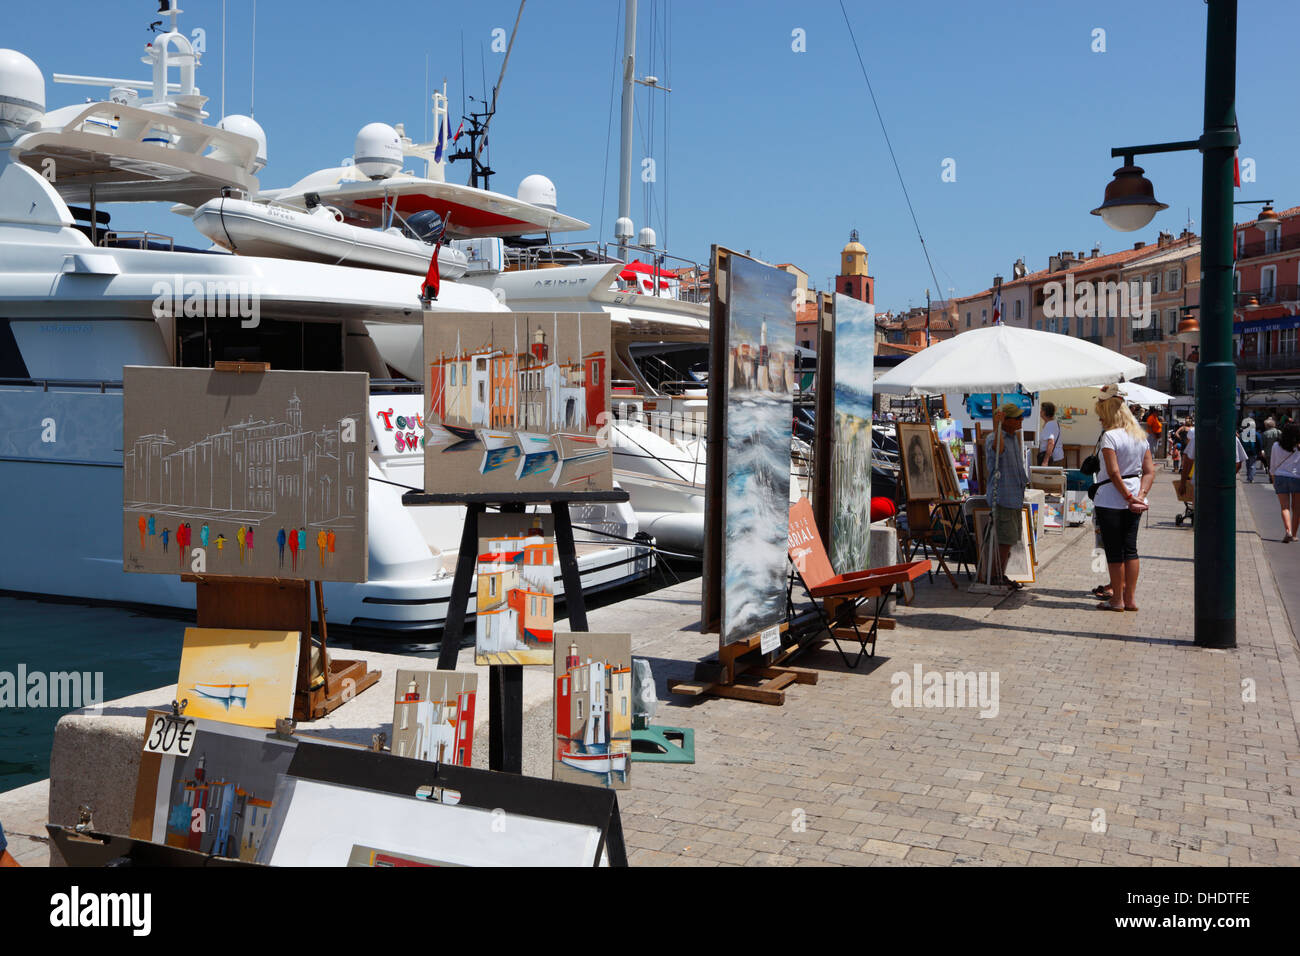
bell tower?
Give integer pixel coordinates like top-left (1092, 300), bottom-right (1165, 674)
top-left (836, 229), bottom-right (873, 304)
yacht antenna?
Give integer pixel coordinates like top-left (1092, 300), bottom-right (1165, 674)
top-left (250, 0), bottom-right (256, 118)
top-left (220, 0), bottom-right (226, 119)
top-left (447, 0), bottom-right (525, 190)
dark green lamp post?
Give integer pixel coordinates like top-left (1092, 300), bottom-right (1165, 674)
top-left (1090, 0), bottom-right (1239, 649)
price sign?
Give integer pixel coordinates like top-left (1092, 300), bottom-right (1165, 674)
top-left (759, 624), bottom-right (781, 656)
top-left (144, 713), bottom-right (197, 757)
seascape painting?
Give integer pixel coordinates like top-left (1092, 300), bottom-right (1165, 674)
top-left (122, 367), bottom-right (368, 583)
top-left (391, 670), bottom-right (477, 767)
top-left (553, 633), bottom-right (632, 790)
top-left (174, 627), bottom-right (299, 728)
top-left (474, 513), bottom-right (556, 665)
top-left (830, 293), bottom-right (875, 572)
top-left (722, 255), bottom-right (797, 645)
top-left (423, 312), bottom-right (612, 495)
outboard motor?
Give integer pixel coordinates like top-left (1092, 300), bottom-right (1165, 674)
top-left (407, 209), bottom-right (446, 244)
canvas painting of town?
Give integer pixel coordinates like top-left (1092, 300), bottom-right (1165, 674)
top-left (175, 627), bottom-right (299, 728)
top-left (422, 311), bottom-right (613, 495)
top-left (390, 669), bottom-right (477, 767)
top-left (721, 255), bottom-right (797, 645)
top-left (474, 513), bottom-right (556, 666)
top-left (553, 632), bottom-right (632, 790)
top-left (122, 367), bottom-right (368, 583)
top-left (831, 293), bottom-right (876, 572)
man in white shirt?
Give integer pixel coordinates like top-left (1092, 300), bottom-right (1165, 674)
top-left (1037, 402), bottom-right (1065, 466)
top-left (1180, 428), bottom-right (1248, 491)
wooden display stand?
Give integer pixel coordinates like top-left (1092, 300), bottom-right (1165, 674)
top-left (669, 622), bottom-right (824, 706)
top-left (180, 574), bottom-right (380, 721)
top-left (401, 489), bottom-right (631, 773)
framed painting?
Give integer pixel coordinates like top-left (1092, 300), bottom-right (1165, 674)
top-left (830, 293), bottom-right (875, 572)
top-left (553, 632), bottom-right (632, 790)
top-left (898, 422), bottom-right (941, 501)
top-left (971, 505), bottom-right (1036, 584)
top-left (422, 311), bottom-right (612, 495)
top-left (391, 670), bottom-right (477, 766)
top-left (474, 513), bottom-right (556, 665)
top-left (122, 367), bottom-right (368, 583)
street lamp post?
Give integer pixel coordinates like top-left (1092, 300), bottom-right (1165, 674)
top-left (1091, 0), bottom-right (1239, 648)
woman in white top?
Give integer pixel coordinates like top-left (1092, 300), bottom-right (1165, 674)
top-left (1269, 422), bottom-right (1300, 542)
top-left (1092, 386), bottom-right (1155, 611)
top-left (1038, 402), bottom-right (1064, 466)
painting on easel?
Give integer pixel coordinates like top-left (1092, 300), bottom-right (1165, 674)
top-left (391, 670), bottom-right (477, 767)
top-left (422, 312), bottom-right (613, 495)
top-left (175, 627), bottom-right (299, 728)
top-left (898, 421), bottom-right (941, 500)
top-left (553, 632), bottom-right (632, 790)
top-left (474, 513), bottom-right (556, 666)
top-left (121, 367), bottom-right (368, 583)
top-left (830, 293), bottom-right (875, 571)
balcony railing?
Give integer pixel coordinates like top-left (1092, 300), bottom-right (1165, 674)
top-left (1131, 326), bottom-right (1164, 342)
top-left (1235, 285), bottom-right (1300, 307)
top-left (1236, 351), bottom-right (1300, 372)
top-left (1237, 231), bottom-right (1299, 260)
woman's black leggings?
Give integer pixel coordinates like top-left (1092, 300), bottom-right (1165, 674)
top-left (1094, 505), bottom-right (1141, 563)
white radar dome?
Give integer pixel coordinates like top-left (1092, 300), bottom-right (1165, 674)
top-left (213, 114), bottom-right (268, 172)
top-left (354, 122), bottom-right (402, 179)
top-left (0, 49), bottom-right (45, 132)
top-left (638, 226), bottom-right (657, 249)
top-left (518, 174), bottom-right (557, 211)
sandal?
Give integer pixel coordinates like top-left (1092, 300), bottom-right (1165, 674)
top-left (1096, 602), bottom-right (1125, 612)
top-left (1124, 605), bottom-right (1139, 612)
top-left (1000, 578), bottom-right (1025, 591)
top-left (1090, 586), bottom-right (1113, 599)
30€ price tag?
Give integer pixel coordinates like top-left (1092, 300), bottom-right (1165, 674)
top-left (144, 713), bottom-right (196, 757)
top-left (760, 624), bottom-right (781, 655)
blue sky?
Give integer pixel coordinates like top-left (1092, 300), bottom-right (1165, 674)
top-left (8, 1), bottom-right (1294, 312)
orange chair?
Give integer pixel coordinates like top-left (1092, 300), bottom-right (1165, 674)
top-left (788, 499), bottom-right (930, 667)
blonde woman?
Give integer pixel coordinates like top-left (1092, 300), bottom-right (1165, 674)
top-left (1093, 385), bottom-right (1155, 611)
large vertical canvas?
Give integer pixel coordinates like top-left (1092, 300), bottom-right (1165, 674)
top-left (474, 513), bottom-right (556, 665)
top-left (553, 632), bottom-right (632, 790)
top-left (122, 367), bottom-right (368, 582)
top-left (830, 293), bottom-right (875, 571)
top-left (720, 255), bottom-right (797, 645)
top-left (422, 312), bottom-right (612, 494)
top-left (175, 627), bottom-right (299, 728)
top-left (390, 670), bottom-right (477, 767)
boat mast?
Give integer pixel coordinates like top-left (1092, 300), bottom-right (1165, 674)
top-left (615, 0), bottom-right (637, 260)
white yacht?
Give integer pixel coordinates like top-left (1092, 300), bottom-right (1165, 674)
top-left (0, 7), bottom-right (650, 633)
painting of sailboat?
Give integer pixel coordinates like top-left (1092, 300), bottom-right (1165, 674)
top-left (424, 312), bottom-right (612, 494)
top-left (830, 293), bottom-right (876, 571)
top-left (175, 627), bottom-right (299, 728)
top-left (553, 632), bottom-right (632, 789)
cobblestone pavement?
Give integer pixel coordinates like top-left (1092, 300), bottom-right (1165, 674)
top-left (606, 475), bottom-right (1300, 866)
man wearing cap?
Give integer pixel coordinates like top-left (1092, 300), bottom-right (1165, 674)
top-left (984, 402), bottom-right (1028, 589)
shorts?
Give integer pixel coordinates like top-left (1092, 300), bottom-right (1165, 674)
top-left (1275, 474), bottom-right (1300, 494)
top-left (992, 505), bottom-right (1022, 544)
top-left (1094, 505), bottom-right (1141, 563)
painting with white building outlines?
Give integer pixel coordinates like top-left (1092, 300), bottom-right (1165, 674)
top-left (553, 632), bottom-right (632, 790)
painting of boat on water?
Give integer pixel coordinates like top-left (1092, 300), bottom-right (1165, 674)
top-left (474, 513), bottom-right (556, 666)
top-left (831, 293), bottom-right (876, 572)
top-left (422, 312), bottom-right (612, 495)
top-left (721, 255), bottom-right (797, 645)
top-left (175, 627), bottom-right (299, 728)
top-left (553, 632), bottom-right (632, 790)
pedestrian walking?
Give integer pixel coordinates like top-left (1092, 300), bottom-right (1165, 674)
top-left (1239, 417), bottom-right (1259, 483)
top-left (1260, 417), bottom-right (1282, 483)
top-left (1144, 408), bottom-right (1163, 458)
top-left (1269, 422), bottom-right (1300, 543)
top-left (1038, 402), bottom-right (1064, 466)
top-left (1092, 385), bottom-right (1155, 611)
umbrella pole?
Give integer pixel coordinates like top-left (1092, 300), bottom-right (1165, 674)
top-left (986, 394), bottom-right (1002, 587)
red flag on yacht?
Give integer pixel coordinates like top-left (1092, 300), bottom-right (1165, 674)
top-left (451, 119), bottom-right (464, 144)
top-left (422, 241), bottom-right (442, 301)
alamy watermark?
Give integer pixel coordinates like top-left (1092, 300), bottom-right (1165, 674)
top-left (152, 275), bottom-right (261, 328)
top-left (0, 664), bottom-right (103, 712)
top-left (890, 663), bottom-right (999, 718)
top-left (1042, 276), bottom-right (1153, 329)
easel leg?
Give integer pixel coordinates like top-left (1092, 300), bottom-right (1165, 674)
top-left (313, 580), bottom-right (331, 700)
top-left (438, 502), bottom-right (484, 671)
top-left (553, 502), bottom-right (587, 630)
top-left (489, 664), bottom-right (523, 774)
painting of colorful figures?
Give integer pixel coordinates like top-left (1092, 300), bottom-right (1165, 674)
top-left (474, 514), bottom-right (556, 665)
top-left (391, 670), bottom-right (477, 767)
top-left (133, 713), bottom-right (297, 861)
top-left (830, 293), bottom-right (876, 572)
top-left (722, 255), bottom-right (797, 644)
top-left (553, 633), bottom-right (632, 790)
top-left (175, 627), bottom-right (299, 728)
top-left (422, 312), bottom-right (613, 495)
top-left (122, 367), bottom-right (368, 583)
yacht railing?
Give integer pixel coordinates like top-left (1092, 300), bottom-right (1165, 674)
top-left (98, 231), bottom-right (175, 250)
top-left (0, 377), bottom-right (122, 392)
top-left (506, 240), bottom-right (708, 302)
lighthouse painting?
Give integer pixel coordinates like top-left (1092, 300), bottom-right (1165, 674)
top-left (390, 670), bottom-right (477, 767)
top-left (422, 312), bottom-right (612, 495)
top-left (553, 632), bottom-right (632, 789)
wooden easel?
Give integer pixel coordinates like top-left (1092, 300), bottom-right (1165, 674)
top-left (668, 622), bottom-right (824, 706)
top-left (402, 489), bottom-right (631, 772)
top-left (181, 574), bottom-right (380, 721)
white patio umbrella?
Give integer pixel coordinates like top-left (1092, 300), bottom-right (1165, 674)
top-left (874, 325), bottom-right (1146, 395)
top-left (1117, 380), bottom-right (1173, 406)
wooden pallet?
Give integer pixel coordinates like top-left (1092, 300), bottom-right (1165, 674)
top-left (668, 625), bottom-right (825, 706)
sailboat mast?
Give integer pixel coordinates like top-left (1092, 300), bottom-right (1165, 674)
top-left (615, 0), bottom-right (637, 259)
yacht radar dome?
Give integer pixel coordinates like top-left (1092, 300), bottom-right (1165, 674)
top-left (354, 122), bottom-right (402, 179)
top-left (0, 49), bottom-right (45, 134)
top-left (213, 114), bottom-right (267, 171)
top-left (638, 226), bottom-right (657, 249)
top-left (518, 174), bottom-right (558, 211)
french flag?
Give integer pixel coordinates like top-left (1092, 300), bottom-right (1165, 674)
top-left (451, 119), bottom-right (465, 144)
